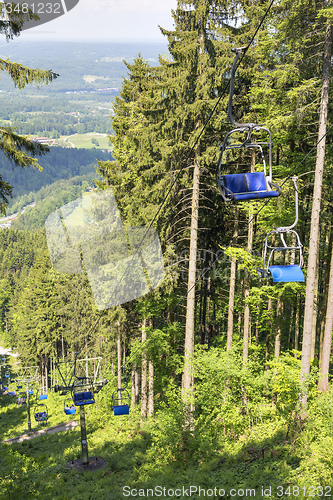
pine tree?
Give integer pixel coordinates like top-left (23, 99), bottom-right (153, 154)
top-left (0, 3), bottom-right (58, 214)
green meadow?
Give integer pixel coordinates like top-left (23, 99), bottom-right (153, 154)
top-left (62, 134), bottom-right (112, 150)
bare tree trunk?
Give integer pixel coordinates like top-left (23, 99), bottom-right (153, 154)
top-left (319, 229), bottom-right (332, 366)
top-left (183, 159), bottom-right (200, 419)
top-left (227, 208), bottom-right (239, 352)
top-left (318, 240), bottom-right (333, 392)
top-left (45, 356), bottom-right (48, 392)
top-left (131, 366), bottom-right (136, 406)
top-left (294, 294), bottom-right (301, 356)
top-left (310, 257), bottom-right (319, 360)
top-left (141, 318), bottom-right (147, 420)
top-left (275, 299), bottom-right (283, 359)
top-left (265, 297), bottom-right (272, 370)
top-left (300, 21), bottom-right (331, 406)
top-left (227, 257), bottom-right (237, 352)
top-left (243, 205), bottom-right (254, 363)
top-left (148, 360), bottom-right (154, 416)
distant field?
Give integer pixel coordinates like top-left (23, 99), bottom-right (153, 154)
top-left (61, 133), bottom-right (112, 150)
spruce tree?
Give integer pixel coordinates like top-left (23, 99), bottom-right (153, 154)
top-left (0, 3), bottom-right (58, 214)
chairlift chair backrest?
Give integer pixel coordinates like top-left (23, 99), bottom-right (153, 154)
top-left (72, 377), bottom-right (95, 406)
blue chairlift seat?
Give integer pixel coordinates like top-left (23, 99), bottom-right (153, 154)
top-left (39, 394), bottom-right (48, 400)
top-left (5, 373), bottom-right (9, 378)
top-left (113, 404), bottom-right (129, 416)
top-left (8, 390), bottom-right (15, 396)
top-left (269, 265), bottom-right (305, 283)
top-left (17, 385), bottom-right (22, 389)
top-left (64, 397), bottom-right (76, 414)
top-left (28, 389), bottom-right (33, 395)
top-left (73, 390), bottom-right (94, 406)
top-left (64, 406), bottom-right (76, 415)
top-left (222, 173), bottom-right (280, 201)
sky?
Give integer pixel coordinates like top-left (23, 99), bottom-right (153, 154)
top-left (18, 0), bottom-right (178, 42)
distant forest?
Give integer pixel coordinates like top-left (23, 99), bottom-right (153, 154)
top-left (0, 146), bottom-right (112, 201)
top-left (0, 41), bottom-right (165, 93)
top-left (0, 41), bottom-right (166, 139)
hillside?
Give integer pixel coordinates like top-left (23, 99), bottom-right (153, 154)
top-left (0, 147), bottom-right (112, 204)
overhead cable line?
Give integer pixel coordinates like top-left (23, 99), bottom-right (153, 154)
top-left (69, 0), bottom-right (279, 373)
top-left (102, 0), bottom-right (276, 324)
top-left (116, 0), bottom-right (278, 369)
top-left (126, 122), bottom-right (333, 368)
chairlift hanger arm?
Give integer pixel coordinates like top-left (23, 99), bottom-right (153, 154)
top-left (227, 47), bottom-right (260, 130)
top-left (273, 177), bottom-right (299, 232)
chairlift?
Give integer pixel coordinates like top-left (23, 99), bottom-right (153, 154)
top-left (111, 368), bottom-right (130, 416)
top-left (111, 388), bottom-right (130, 416)
top-left (72, 377), bottom-right (95, 407)
top-left (17, 393), bottom-right (26, 406)
top-left (217, 48), bottom-right (281, 202)
top-left (34, 403), bottom-right (48, 423)
top-left (39, 390), bottom-right (48, 400)
top-left (257, 177), bottom-right (305, 283)
top-left (8, 389), bottom-right (15, 396)
top-left (64, 398), bottom-right (76, 415)
top-left (28, 388), bottom-right (33, 395)
top-left (4, 371), bottom-right (9, 378)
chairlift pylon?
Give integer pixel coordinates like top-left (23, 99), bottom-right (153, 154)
top-left (217, 48), bottom-right (281, 202)
top-left (257, 177), bottom-right (305, 283)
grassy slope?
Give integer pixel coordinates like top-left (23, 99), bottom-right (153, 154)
top-left (2, 385), bottom-right (333, 499)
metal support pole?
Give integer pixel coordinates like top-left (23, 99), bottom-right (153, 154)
top-left (80, 405), bottom-right (89, 465)
top-left (26, 386), bottom-right (31, 432)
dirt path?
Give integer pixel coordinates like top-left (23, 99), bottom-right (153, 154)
top-left (2, 420), bottom-right (78, 444)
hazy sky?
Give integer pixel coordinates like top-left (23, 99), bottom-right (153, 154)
top-left (19, 0), bottom-right (178, 42)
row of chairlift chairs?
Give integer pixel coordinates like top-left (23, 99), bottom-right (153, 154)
top-left (1, 369), bottom-right (48, 423)
top-left (216, 48), bottom-right (305, 284)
